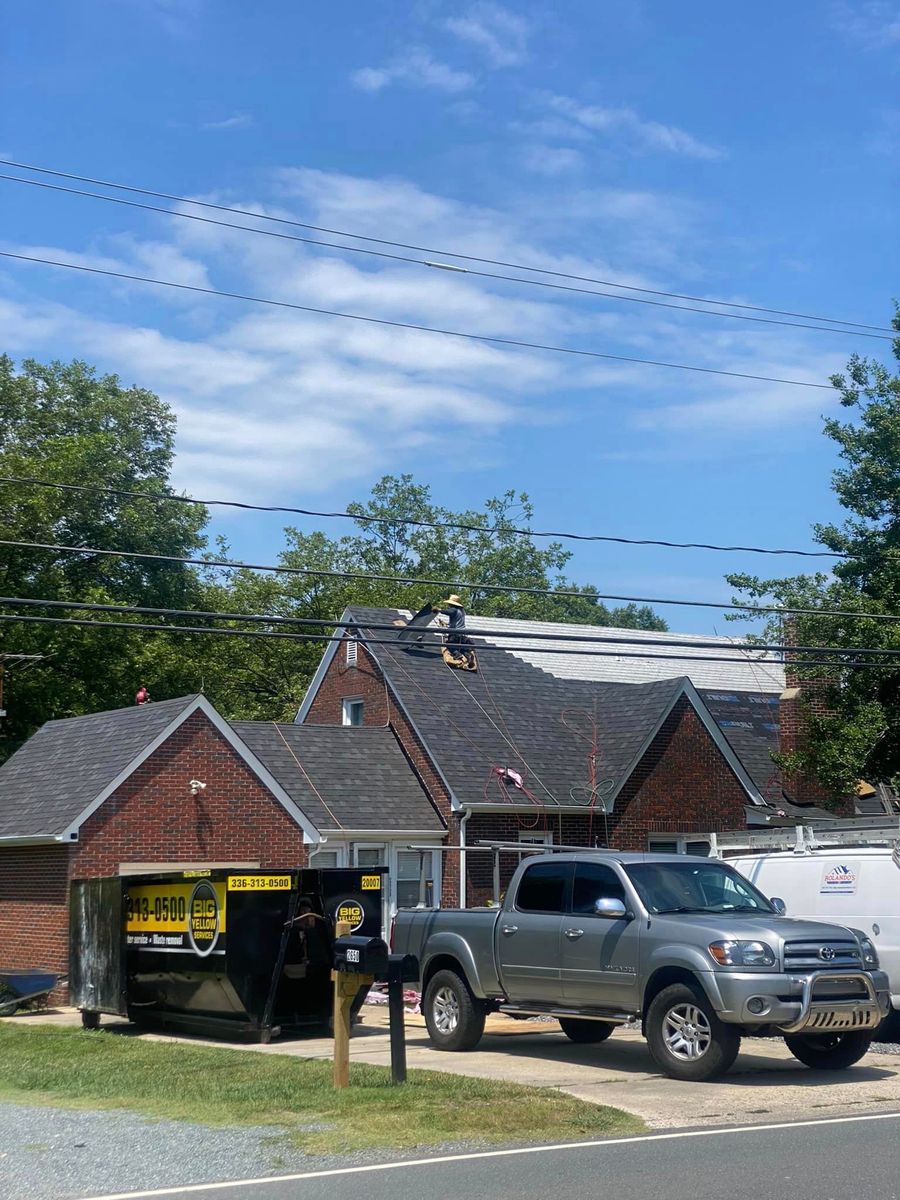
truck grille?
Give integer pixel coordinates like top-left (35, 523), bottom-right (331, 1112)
top-left (784, 939), bottom-right (861, 971)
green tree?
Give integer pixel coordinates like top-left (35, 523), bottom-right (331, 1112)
top-left (727, 308), bottom-right (900, 795)
top-left (0, 356), bottom-right (210, 754)
top-left (199, 476), bottom-right (666, 721)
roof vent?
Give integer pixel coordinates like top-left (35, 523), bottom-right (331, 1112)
top-left (346, 637), bottom-right (358, 667)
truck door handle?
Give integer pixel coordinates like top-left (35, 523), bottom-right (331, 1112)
top-left (500, 925), bottom-right (518, 936)
top-left (564, 928), bottom-right (585, 939)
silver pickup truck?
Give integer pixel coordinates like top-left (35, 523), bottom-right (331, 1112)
top-left (392, 851), bottom-right (890, 1081)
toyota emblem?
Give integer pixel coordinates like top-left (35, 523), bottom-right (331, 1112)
top-left (818, 945), bottom-right (836, 961)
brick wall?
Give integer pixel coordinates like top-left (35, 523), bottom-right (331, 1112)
top-left (0, 846), bottom-right (71, 993)
top-left (609, 696), bottom-right (748, 849)
top-left (70, 711), bottom-right (309, 878)
top-left (0, 710), bottom-right (311, 1001)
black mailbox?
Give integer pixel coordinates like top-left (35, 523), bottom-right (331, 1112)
top-left (387, 953), bottom-right (419, 984)
top-left (334, 935), bottom-right (389, 978)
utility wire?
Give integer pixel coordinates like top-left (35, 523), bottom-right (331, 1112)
top-left (3, 475), bottom-right (893, 563)
top-left (0, 251), bottom-right (835, 391)
top-left (1, 171), bottom-right (893, 344)
top-left (2, 611), bottom-right (893, 670)
top-left (4, 535), bottom-right (900, 623)
top-left (4, 595), bottom-right (898, 657)
top-left (2, 156), bottom-right (894, 335)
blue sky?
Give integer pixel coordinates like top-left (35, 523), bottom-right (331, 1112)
top-left (2, 0), bottom-right (898, 633)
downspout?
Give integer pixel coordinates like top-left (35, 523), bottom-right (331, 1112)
top-left (459, 808), bottom-right (471, 910)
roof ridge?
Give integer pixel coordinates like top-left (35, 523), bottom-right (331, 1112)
top-left (40, 693), bottom-right (202, 727)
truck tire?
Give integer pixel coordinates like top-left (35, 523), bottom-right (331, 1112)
top-left (81, 1010), bottom-right (100, 1030)
top-left (424, 969), bottom-right (486, 1052)
top-left (559, 1017), bottom-right (615, 1044)
top-left (784, 1030), bottom-right (873, 1070)
top-left (646, 983), bottom-right (740, 1081)
top-left (875, 1008), bottom-right (900, 1043)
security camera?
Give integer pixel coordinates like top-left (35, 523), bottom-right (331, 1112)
top-left (189, 779), bottom-right (207, 795)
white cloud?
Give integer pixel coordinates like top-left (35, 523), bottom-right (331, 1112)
top-left (201, 113), bottom-right (254, 131)
top-left (831, 1), bottom-right (900, 47)
top-left (0, 165), bottom-right (843, 498)
top-left (545, 94), bottom-right (724, 160)
top-left (522, 145), bottom-right (584, 175)
top-left (444, 3), bottom-right (532, 67)
top-left (351, 48), bottom-right (474, 94)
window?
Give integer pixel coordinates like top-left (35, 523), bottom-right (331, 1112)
top-left (342, 698), bottom-right (364, 726)
top-left (648, 835), bottom-right (711, 857)
top-left (518, 830), bottom-right (552, 856)
top-left (396, 850), bottom-right (434, 908)
top-left (572, 861), bottom-right (627, 914)
top-left (309, 849), bottom-right (339, 869)
top-left (354, 846), bottom-right (385, 868)
top-left (345, 637), bottom-right (358, 667)
top-left (624, 860), bottom-right (772, 915)
top-left (516, 861), bottom-right (571, 913)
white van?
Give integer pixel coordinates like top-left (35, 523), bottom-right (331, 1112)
top-left (728, 845), bottom-right (900, 1038)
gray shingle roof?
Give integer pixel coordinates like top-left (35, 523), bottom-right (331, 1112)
top-left (230, 723), bottom-right (444, 833)
top-left (342, 607), bottom-right (710, 808)
top-left (697, 689), bottom-right (780, 796)
top-left (385, 611), bottom-right (785, 692)
top-left (0, 695), bottom-right (200, 838)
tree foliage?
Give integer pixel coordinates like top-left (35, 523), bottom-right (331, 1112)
top-left (727, 308), bottom-right (900, 794)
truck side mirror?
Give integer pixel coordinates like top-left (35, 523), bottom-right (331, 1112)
top-left (770, 897), bottom-right (786, 916)
top-left (593, 897), bottom-right (629, 919)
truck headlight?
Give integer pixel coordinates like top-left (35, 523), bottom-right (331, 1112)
top-left (708, 940), bottom-right (776, 967)
top-left (859, 937), bottom-right (879, 968)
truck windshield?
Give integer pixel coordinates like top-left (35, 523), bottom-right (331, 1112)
top-left (623, 861), bottom-right (773, 915)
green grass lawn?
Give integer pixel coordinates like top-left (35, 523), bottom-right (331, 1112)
top-left (0, 1024), bottom-right (643, 1153)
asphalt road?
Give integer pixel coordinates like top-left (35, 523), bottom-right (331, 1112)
top-left (77, 1112), bottom-right (900, 1200)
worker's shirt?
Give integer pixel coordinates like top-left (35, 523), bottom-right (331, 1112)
top-left (445, 606), bottom-right (465, 631)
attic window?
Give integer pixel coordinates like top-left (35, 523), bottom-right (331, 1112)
top-left (342, 697), bottom-right (364, 726)
top-left (345, 637), bottom-right (358, 667)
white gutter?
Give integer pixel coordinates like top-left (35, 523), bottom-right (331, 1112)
top-left (0, 833), bottom-right (76, 847)
top-left (316, 829), bottom-right (448, 838)
top-left (459, 809), bottom-right (471, 909)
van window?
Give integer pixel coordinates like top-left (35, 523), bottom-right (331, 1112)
top-left (516, 862), bottom-right (571, 913)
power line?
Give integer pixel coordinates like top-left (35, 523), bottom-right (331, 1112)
top-left (1, 171), bottom-right (893, 344)
top-left (0, 251), bottom-right (836, 391)
top-left (3, 535), bottom-right (900, 623)
top-left (2, 474), bottom-right (891, 563)
top-left (2, 610), bottom-right (894, 671)
top-left (4, 594), bottom-right (898, 657)
top-left (2, 156), bottom-right (894, 336)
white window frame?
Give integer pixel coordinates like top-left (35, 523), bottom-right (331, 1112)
top-left (341, 696), bottom-right (364, 726)
top-left (351, 841), bottom-right (443, 920)
top-left (518, 829), bottom-right (553, 850)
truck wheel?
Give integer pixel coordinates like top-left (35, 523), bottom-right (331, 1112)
top-left (559, 1017), bottom-right (615, 1044)
top-left (784, 1030), bottom-right (873, 1070)
top-left (875, 1009), bottom-right (900, 1043)
top-left (646, 983), bottom-right (740, 1081)
top-left (424, 969), bottom-right (486, 1052)
top-left (81, 1010), bottom-right (100, 1031)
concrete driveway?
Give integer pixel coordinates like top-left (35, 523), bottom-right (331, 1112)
top-left (13, 1005), bottom-right (900, 1129)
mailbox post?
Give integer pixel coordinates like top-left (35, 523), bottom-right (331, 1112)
top-left (331, 932), bottom-right (389, 1089)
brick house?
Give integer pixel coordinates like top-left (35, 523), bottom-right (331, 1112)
top-left (297, 606), bottom-right (836, 906)
top-left (0, 693), bottom-right (439, 992)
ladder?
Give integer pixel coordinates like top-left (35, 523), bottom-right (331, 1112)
top-left (710, 817), bottom-right (900, 857)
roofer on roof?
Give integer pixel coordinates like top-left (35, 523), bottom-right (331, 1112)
top-left (433, 595), bottom-right (478, 671)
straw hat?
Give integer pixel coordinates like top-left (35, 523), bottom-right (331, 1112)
top-left (444, 594), bottom-right (464, 607)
